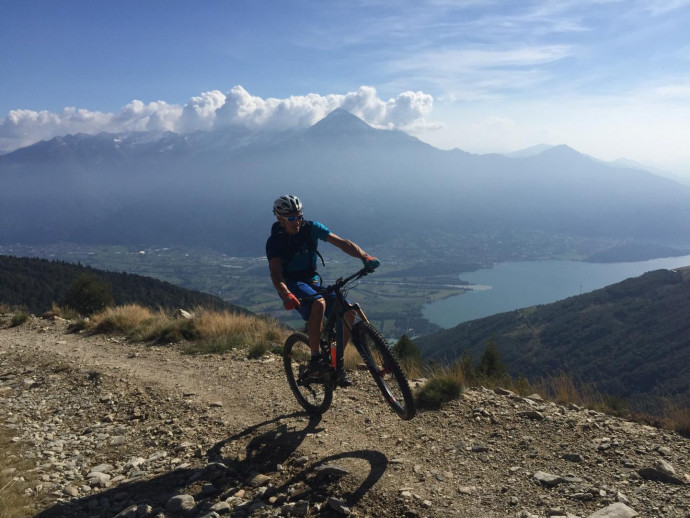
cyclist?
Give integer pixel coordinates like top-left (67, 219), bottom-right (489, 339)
top-left (266, 195), bottom-right (380, 386)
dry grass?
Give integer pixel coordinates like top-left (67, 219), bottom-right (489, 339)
top-left (662, 401), bottom-right (690, 438)
top-left (89, 304), bottom-right (158, 335)
top-left (87, 304), bottom-right (288, 354)
top-left (41, 303), bottom-right (80, 321)
top-left (9, 312), bottom-right (29, 328)
top-left (343, 342), bottom-right (360, 370)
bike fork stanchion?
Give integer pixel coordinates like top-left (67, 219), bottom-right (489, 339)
top-left (335, 319), bottom-right (343, 370)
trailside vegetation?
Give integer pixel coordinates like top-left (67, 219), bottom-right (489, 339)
top-left (409, 337), bottom-right (690, 437)
top-left (86, 304), bottom-right (286, 355)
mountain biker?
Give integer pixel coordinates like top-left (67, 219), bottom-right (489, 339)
top-left (266, 195), bottom-right (380, 386)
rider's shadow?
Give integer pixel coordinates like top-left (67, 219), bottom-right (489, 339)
top-left (209, 413), bottom-right (389, 512)
top-left (34, 412), bottom-right (389, 517)
top-left (207, 411), bottom-right (325, 475)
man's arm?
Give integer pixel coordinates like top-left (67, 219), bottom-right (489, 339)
top-left (269, 257), bottom-right (301, 309)
top-left (269, 257), bottom-right (291, 299)
top-left (326, 233), bottom-right (368, 260)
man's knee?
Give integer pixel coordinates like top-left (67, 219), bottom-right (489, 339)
top-left (310, 297), bottom-right (326, 317)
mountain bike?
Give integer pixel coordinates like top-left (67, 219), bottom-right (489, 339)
top-left (282, 266), bottom-right (416, 420)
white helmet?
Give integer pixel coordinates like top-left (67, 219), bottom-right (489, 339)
top-left (273, 195), bottom-right (303, 216)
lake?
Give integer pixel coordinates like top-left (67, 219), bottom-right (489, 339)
top-left (422, 255), bottom-right (690, 329)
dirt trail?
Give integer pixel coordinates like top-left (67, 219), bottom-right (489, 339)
top-left (2, 315), bottom-right (689, 518)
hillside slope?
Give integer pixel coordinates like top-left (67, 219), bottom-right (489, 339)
top-left (416, 267), bottom-right (690, 414)
top-left (0, 254), bottom-right (246, 315)
top-left (1, 314), bottom-right (688, 517)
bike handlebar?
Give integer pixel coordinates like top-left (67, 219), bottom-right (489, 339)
top-left (297, 266), bottom-right (375, 303)
top-left (333, 265), bottom-right (375, 290)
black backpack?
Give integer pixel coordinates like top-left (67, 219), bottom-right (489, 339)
top-left (272, 221), bottom-right (325, 279)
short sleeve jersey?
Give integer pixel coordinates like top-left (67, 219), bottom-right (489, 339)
top-left (266, 220), bottom-right (331, 281)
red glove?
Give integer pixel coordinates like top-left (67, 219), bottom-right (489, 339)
top-left (283, 293), bottom-right (300, 310)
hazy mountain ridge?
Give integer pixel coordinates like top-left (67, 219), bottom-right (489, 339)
top-left (2, 110), bottom-right (690, 257)
top-left (415, 267), bottom-right (690, 414)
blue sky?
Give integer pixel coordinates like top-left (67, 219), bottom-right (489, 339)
top-left (2, 0), bottom-right (690, 176)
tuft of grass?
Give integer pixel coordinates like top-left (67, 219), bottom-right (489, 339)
top-left (42, 303), bottom-right (80, 321)
top-left (89, 304), bottom-right (157, 335)
top-left (416, 376), bottom-right (463, 410)
top-left (662, 402), bottom-right (690, 438)
top-left (67, 318), bottom-right (89, 333)
top-left (247, 342), bottom-right (269, 359)
top-left (9, 312), bottom-right (29, 328)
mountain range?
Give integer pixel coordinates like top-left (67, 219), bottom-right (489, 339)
top-left (415, 266), bottom-right (690, 414)
top-left (2, 109), bottom-right (690, 257)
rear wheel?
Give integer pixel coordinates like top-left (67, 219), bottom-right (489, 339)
top-left (283, 333), bottom-right (333, 415)
top-left (352, 322), bottom-right (416, 420)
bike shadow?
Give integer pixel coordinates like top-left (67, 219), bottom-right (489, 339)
top-left (35, 412), bottom-right (389, 517)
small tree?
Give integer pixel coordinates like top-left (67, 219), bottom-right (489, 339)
top-left (478, 338), bottom-right (508, 378)
top-left (64, 274), bottom-right (114, 316)
top-left (393, 334), bottom-right (422, 363)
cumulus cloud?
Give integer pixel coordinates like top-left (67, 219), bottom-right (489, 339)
top-left (214, 85), bottom-right (435, 132)
top-left (0, 86), bottom-right (436, 153)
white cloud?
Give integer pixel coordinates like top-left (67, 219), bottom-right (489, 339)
top-left (178, 90), bottom-right (226, 132)
top-left (0, 86), bottom-right (435, 153)
top-left (642, 0), bottom-right (690, 15)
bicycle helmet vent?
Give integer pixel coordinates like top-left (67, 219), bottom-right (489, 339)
top-left (273, 195), bottom-right (303, 215)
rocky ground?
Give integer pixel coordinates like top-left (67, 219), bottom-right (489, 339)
top-left (0, 313), bottom-right (688, 518)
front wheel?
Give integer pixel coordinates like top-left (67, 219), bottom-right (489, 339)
top-left (352, 322), bottom-right (416, 420)
top-left (283, 333), bottom-right (333, 415)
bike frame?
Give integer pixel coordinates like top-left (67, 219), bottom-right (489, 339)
top-left (314, 268), bottom-right (374, 373)
top-left (285, 266), bottom-right (416, 420)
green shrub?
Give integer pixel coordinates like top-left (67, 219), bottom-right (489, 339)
top-left (157, 325), bottom-right (183, 344)
top-left (67, 319), bottom-right (89, 333)
top-left (63, 273), bottom-right (114, 316)
top-left (248, 342), bottom-right (269, 359)
top-left (478, 338), bottom-right (508, 378)
top-left (394, 334), bottom-right (422, 363)
top-left (10, 311), bottom-right (30, 327)
top-left (599, 394), bottom-right (629, 417)
top-left (416, 376), bottom-right (463, 410)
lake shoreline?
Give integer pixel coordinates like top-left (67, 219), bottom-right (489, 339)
top-left (423, 255), bottom-right (690, 329)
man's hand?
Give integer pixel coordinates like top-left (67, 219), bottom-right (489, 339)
top-left (362, 255), bottom-right (380, 269)
top-left (283, 293), bottom-right (300, 310)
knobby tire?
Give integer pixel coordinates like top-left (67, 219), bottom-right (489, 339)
top-left (352, 322), bottom-right (416, 420)
top-left (283, 332), bottom-right (333, 415)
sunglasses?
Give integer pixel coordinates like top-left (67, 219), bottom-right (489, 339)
top-left (282, 214), bottom-right (304, 222)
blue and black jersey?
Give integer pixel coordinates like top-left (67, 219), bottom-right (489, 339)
top-left (266, 220), bottom-right (331, 282)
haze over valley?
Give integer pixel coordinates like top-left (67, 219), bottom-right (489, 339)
top-left (3, 109), bottom-right (690, 339)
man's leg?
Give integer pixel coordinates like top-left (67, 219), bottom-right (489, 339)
top-left (307, 297), bottom-right (326, 355)
top-left (333, 309), bottom-right (357, 387)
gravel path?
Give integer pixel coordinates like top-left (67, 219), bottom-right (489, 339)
top-left (1, 314), bottom-right (688, 518)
